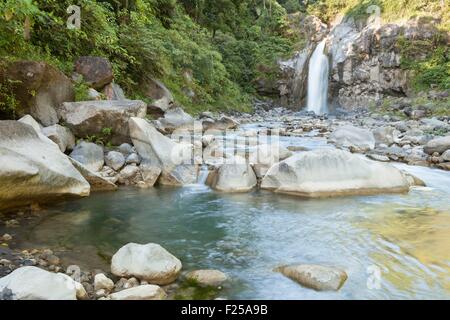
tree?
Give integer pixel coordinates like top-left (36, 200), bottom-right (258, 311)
top-left (0, 0), bottom-right (40, 41)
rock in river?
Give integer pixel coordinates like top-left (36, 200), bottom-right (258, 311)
top-left (0, 121), bottom-right (90, 210)
top-left (276, 264), bottom-right (347, 291)
top-left (94, 273), bottom-right (115, 292)
top-left (261, 149), bottom-right (414, 197)
top-left (111, 243), bottom-right (182, 285)
top-left (330, 125), bottom-right (376, 150)
top-left (185, 270), bottom-right (228, 287)
top-left (0, 266), bottom-right (85, 300)
top-left (109, 284), bottom-right (166, 300)
top-left (207, 158), bottom-right (257, 192)
top-left (69, 157), bottom-right (117, 191)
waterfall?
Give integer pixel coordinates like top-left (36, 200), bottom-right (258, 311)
top-left (307, 39), bottom-right (329, 115)
top-left (197, 165), bottom-right (209, 185)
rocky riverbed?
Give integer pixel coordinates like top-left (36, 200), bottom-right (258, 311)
top-left (1, 101), bottom-right (449, 299)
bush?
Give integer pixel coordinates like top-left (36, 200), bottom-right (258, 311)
top-left (0, 0), bottom-right (297, 115)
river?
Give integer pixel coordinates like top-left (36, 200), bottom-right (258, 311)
top-left (10, 122), bottom-right (450, 299)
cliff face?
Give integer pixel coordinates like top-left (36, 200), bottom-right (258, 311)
top-left (277, 14), bottom-right (449, 112)
top-left (328, 15), bottom-right (446, 111)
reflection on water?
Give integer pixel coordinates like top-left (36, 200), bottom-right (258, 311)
top-left (358, 206), bottom-right (450, 298)
top-left (17, 161), bottom-right (450, 300)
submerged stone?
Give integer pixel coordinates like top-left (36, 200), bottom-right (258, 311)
top-left (276, 264), bottom-right (347, 291)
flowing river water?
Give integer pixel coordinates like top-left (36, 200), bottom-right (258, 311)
top-left (10, 122), bottom-right (450, 300)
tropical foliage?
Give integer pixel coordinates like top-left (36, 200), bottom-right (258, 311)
top-left (0, 0), bottom-right (296, 114)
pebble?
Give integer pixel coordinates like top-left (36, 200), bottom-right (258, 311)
top-left (95, 289), bottom-right (107, 298)
top-left (94, 273), bottom-right (115, 292)
top-left (37, 259), bottom-right (48, 267)
top-left (1, 234), bottom-right (12, 241)
top-left (124, 277), bottom-right (140, 289)
top-left (5, 219), bottom-right (19, 227)
top-left (44, 254), bottom-right (60, 265)
top-left (22, 259), bottom-right (36, 266)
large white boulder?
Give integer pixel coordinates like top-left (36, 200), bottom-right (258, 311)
top-left (158, 164), bottom-right (199, 186)
top-left (18, 114), bottom-right (43, 133)
top-left (249, 144), bottom-right (293, 178)
top-left (129, 117), bottom-right (196, 185)
top-left (129, 117), bottom-right (192, 169)
top-left (261, 149), bottom-right (412, 197)
top-left (109, 285), bottom-right (166, 300)
top-left (0, 121), bottom-right (90, 210)
top-left (111, 243), bottom-right (182, 285)
top-left (207, 157), bottom-right (257, 192)
top-left (330, 125), bottom-right (376, 150)
top-left (0, 266), bottom-right (84, 300)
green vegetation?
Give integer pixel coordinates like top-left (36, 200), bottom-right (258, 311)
top-left (174, 278), bottom-right (221, 300)
top-left (1, 0), bottom-right (448, 116)
top-left (74, 80), bottom-right (91, 101)
top-left (83, 127), bottom-right (113, 146)
top-left (397, 36), bottom-right (449, 91)
top-left (374, 95), bottom-right (450, 118)
top-left (0, 0), bottom-right (297, 115)
top-left (307, 0), bottom-right (448, 24)
top-left (0, 79), bottom-right (20, 118)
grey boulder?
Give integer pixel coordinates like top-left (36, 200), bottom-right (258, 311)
top-left (276, 264), bottom-right (347, 291)
top-left (59, 100), bottom-right (147, 145)
top-left (70, 141), bottom-right (104, 172)
top-left (42, 124), bottom-right (76, 152)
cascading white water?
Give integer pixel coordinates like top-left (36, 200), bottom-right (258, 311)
top-left (307, 39), bottom-right (329, 115)
top-left (197, 165), bottom-right (210, 185)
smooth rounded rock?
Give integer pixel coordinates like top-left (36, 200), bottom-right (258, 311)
top-left (109, 284), bottom-right (166, 300)
top-left (185, 270), bottom-right (228, 287)
top-left (261, 149), bottom-right (413, 197)
top-left (0, 266), bottom-right (84, 300)
top-left (105, 151), bottom-right (125, 171)
top-left (276, 264), bottom-right (347, 291)
top-left (424, 136), bottom-right (450, 155)
top-left (94, 273), bottom-right (114, 292)
top-left (111, 243), bottom-right (182, 285)
top-left (70, 141), bottom-right (104, 172)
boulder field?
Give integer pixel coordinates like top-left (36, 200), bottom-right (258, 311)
top-left (0, 242), bottom-right (232, 300)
